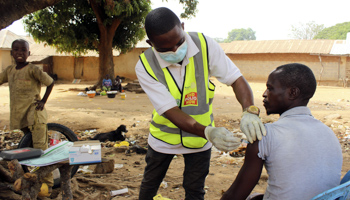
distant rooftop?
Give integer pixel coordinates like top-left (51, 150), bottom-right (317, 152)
top-left (219, 40), bottom-right (336, 54)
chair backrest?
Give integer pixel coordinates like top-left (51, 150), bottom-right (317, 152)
top-left (310, 170), bottom-right (350, 200)
top-left (341, 170), bottom-right (350, 185)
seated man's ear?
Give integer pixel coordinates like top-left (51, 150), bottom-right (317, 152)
top-left (288, 87), bottom-right (300, 100)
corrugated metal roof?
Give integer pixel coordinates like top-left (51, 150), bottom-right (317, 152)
top-left (330, 40), bottom-right (350, 55)
top-left (29, 43), bottom-right (120, 57)
top-left (0, 29), bottom-right (120, 57)
top-left (220, 39), bottom-right (337, 54)
top-left (27, 55), bottom-right (49, 62)
top-left (0, 30), bottom-right (33, 49)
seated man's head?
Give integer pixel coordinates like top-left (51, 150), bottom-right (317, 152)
top-left (263, 63), bottom-right (316, 115)
top-left (145, 7), bottom-right (187, 64)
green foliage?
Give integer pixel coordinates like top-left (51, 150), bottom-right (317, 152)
top-left (24, 0), bottom-right (151, 55)
top-left (178, 0), bottom-right (198, 19)
top-left (213, 38), bottom-right (225, 43)
top-left (225, 28), bottom-right (256, 42)
top-left (158, 0), bottom-right (198, 19)
top-left (289, 21), bottom-right (324, 40)
top-left (314, 22), bottom-right (350, 39)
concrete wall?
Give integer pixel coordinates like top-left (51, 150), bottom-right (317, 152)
top-left (50, 51), bottom-right (350, 87)
top-left (114, 48), bottom-right (148, 80)
top-left (0, 50), bottom-right (13, 71)
top-left (81, 57), bottom-right (99, 80)
top-left (227, 53), bottom-right (347, 86)
top-left (51, 47), bottom-right (148, 81)
top-left (53, 56), bottom-right (75, 80)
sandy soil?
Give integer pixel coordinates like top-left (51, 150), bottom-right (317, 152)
top-left (1, 79), bottom-right (350, 200)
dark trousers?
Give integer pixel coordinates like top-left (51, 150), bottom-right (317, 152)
top-left (139, 146), bottom-right (211, 200)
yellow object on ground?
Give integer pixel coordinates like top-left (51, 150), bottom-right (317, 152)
top-left (38, 183), bottom-right (52, 197)
top-left (153, 194), bottom-right (172, 200)
top-left (114, 141), bottom-right (129, 148)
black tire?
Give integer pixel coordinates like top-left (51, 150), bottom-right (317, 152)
top-left (18, 123), bottom-right (79, 189)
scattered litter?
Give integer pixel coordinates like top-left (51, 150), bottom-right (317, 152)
top-left (216, 152), bottom-right (239, 165)
top-left (72, 79), bottom-right (81, 84)
top-left (114, 164), bottom-right (124, 169)
top-left (110, 188), bottom-right (128, 196)
top-left (114, 141), bottom-right (130, 148)
top-left (77, 92), bottom-right (87, 96)
top-left (160, 180), bottom-right (168, 189)
top-left (77, 166), bottom-right (93, 174)
top-left (153, 194), bottom-right (172, 200)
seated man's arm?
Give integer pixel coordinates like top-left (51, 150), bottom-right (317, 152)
top-left (221, 141), bottom-right (264, 200)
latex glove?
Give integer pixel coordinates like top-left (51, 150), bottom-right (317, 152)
top-left (204, 126), bottom-right (241, 152)
top-left (240, 111), bottom-right (266, 143)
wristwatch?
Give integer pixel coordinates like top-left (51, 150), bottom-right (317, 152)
top-left (244, 105), bottom-right (260, 116)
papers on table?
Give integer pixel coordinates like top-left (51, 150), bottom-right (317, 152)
top-left (19, 141), bottom-right (73, 166)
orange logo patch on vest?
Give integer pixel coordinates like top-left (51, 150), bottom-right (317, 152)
top-left (184, 92), bottom-right (198, 105)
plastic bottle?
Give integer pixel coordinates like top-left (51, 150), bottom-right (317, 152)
top-left (121, 90), bottom-right (126, 100)
top-left (49, 132), bottom-right (60, 147)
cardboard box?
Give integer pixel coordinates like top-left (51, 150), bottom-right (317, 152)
top-left (69, 140), bottom-right (101, 165)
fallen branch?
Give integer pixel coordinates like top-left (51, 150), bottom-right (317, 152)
top-left (0, 164), bottom-right (14, 182)
top-left (8, 159), bottom-right (24, 181)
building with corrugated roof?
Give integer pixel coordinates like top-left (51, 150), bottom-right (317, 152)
top-left (1, 29), bottom-right (350, 86)
top-left (220, 33), bottom-right (350, 86)
top-left (0, 29), bottom-right (148, 80)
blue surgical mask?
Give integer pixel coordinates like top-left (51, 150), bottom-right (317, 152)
top-left (158, 40), bottom-right (188, 64)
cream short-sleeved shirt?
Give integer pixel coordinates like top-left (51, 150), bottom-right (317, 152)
top-left (135, 33), bottom-right (242, 154)
top-left (0, 63), bottom-right (53, 129)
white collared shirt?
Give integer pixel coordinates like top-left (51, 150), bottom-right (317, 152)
top-left (135, 32), bottom-right (242, 154)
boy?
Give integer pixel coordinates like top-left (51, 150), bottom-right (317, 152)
top-left (0, 39), bottom-right (55, 197)
top-left (221, 63), bottom-right (342, 200)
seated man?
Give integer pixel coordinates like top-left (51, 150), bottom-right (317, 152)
top-left (113, 75), bottom-right (123, 92)
top-left (221, 63), bottom-right (343, 200)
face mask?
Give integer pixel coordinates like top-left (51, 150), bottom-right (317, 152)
top-left (158, 40), bottom-right (188, 64)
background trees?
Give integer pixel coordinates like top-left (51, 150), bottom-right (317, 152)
top-left (214, 28), bottom-right (256, 43)
top-left (314, 22), bottom-right (350, 39)
top-left (289, 21), bottom-right (324, 39)
top-left (23, 0), bottom-right (198, 88)
top-left (225, 28), bottom-right (256, 42)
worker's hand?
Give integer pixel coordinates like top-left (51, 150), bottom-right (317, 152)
top-left (204, 126), bottom-right (241, 152)
top-left (34, 100), bottom-right (45, 111)
top-left (240, 111), bottom-right (266, 143)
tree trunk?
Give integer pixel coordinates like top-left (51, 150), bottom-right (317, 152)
top-left (0, 0), bottom-right (62, 30)
top-left (89, 0), bottom-right (121, 90)
top-left (95, 27), bottom-right (115, 89)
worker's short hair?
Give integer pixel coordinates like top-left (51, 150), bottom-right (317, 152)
top-left (145, 7), bottom-right (181, 40)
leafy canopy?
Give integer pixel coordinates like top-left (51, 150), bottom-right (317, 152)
top-left (225, 28), bottom-right (256, 42)
top-left (314, 22), bottom-right (350, 39)
top-left (24, 0), bottom-right (151, 55)
top-left (289, 21), bottom-right (324, 40)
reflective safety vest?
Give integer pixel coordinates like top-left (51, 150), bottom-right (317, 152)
top-left (139, 32), bottom-right (215, 149)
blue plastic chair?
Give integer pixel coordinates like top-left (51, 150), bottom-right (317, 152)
top-left (310, 170), bottom-right (350, 200)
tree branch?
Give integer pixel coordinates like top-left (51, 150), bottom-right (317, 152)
top-left (0, 0), bottom-right (62, 30)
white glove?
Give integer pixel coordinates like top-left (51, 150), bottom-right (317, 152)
top-left (204, 126), bottom-right (241, 152)
top-left (240, 111), bottom-right (266, 143)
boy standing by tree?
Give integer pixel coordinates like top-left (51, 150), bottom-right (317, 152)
top-left (0, 39), bottom-right (54, 197)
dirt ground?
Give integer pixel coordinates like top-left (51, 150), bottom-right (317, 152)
top-left (1, 78), bottom-right (350, 200)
